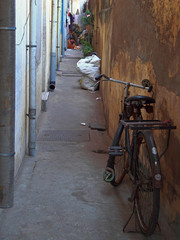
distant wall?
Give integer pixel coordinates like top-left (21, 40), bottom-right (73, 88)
top-left (90, 0), bottom-right (180, 236)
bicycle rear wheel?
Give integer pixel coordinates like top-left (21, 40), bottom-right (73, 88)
top-left (135, 130), bottom-right (160, 236)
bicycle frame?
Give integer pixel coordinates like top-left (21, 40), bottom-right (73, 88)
top-left (98, 74), bottom-right (176, 235)
top-left (102, 74), bottom-right (176, 185)
top-left (114, 80), bottom-right (139, 181)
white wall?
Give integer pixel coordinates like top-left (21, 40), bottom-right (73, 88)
top-left (42, 0), bottom-right (52, 92)
top-left (79, 0), bottom-right (87, 12)
top-left (14, 0), bottom-right (53, 176)
top-left (70, 0), bottom-right (87, 14)
top-left (15, 0), bottom-right (29, 175)
top-left (36, 0), bottom-right (43, 115)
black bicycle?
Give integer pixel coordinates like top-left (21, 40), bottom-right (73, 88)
top-left (95, 74), bottom-right (176, 236)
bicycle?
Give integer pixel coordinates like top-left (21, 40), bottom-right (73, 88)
top-left (95, 74), bottom-right (176, 236)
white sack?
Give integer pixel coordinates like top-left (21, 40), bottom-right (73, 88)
top-left (80, 76), bottom-right (98, 91)
top-left (77, 55), bottom-right (101, 81)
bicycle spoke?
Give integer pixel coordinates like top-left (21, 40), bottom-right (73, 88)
top-left (135, 131), bottom-right (160, 235)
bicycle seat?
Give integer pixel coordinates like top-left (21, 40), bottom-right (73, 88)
top-left (126, 95), bottom-right (155, 104)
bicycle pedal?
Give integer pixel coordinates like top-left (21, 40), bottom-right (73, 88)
top-left (103, 167), bottom-right (115, 182)
top-left (108, 146), bottom-right (124, 156)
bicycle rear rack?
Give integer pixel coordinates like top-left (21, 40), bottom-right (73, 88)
top-left (120, 120), bottom-right (176, 130)
top-left (120, 119), bottom-right (176, 160)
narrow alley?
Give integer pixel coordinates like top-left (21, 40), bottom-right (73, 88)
top-left (0, 49), bottom-right (177, 240)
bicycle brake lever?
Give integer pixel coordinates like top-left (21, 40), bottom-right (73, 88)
top-left (148, 85), bottom-right (153, 92)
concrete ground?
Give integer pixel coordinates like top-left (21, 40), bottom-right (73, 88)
top-left (0, 49), bottom-right (177, 240)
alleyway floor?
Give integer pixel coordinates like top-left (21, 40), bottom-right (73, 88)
top-left (0, 50), bottom-right (177, 240)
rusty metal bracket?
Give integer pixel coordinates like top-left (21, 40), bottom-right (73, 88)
top-left (0, 27), bottom-right (16, 31)
top-left (26, 45), bottom-right (37, 48)
top-left (0, 152), bottom-right (15, 157)
top-left (26, 109), bottom-right (36, 120)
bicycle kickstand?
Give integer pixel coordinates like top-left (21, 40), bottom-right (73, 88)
top-left (123, 185), bottom-right (140, 233)
top-left (123, 200), bottom-right (138, 233)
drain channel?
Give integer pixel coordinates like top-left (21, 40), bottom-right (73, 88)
top-left (38, 130), bottom-right (90, 142)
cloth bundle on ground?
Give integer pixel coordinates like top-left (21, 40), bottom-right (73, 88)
top-left (68, 22), bottom-right (81, 49)
top-left (76, 55), bottom-right (101, 90)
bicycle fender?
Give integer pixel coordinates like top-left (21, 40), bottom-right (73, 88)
top-left (140, 130), bottom-right (163, 189)
top-left (153, 164), bottom-right (163, 188)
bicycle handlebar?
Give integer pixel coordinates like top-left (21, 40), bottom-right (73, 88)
top-left (95, 74), bottom-right (153, 92)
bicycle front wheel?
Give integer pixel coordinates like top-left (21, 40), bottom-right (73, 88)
top-left (135, 130), bottom-right (160, 236)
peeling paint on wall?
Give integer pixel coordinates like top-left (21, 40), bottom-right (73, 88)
top-left (152, 0), bottom-right (180, 48)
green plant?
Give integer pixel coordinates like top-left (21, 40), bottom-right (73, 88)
top-left (82, 9), bottom-right (94, 27)
top-left (81, 40), bottom-right (94, 57)
top-left (81, 9), bottom-right (94, 56)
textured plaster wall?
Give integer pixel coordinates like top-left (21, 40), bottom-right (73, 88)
top-left (90, 0), bottom-right (180, 236)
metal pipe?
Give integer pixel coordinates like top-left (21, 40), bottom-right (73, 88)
top-left (29, 0), bottom-right (37, 156)
top-left (64, 1), bottom-right (67, 52)
top-left (49, 0), bottom-right (58, 90)
top-left (61, 0), bottom-right (65, 58)
top-left (56, 0), bottom-right (61, 71)
top-left (42, 0), bottom-right (47, 92)
top-left (0, 0), bottom-right (15, 208)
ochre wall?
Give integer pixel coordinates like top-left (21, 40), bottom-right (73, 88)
top-left (89, 0), bottom-right (180, 236)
